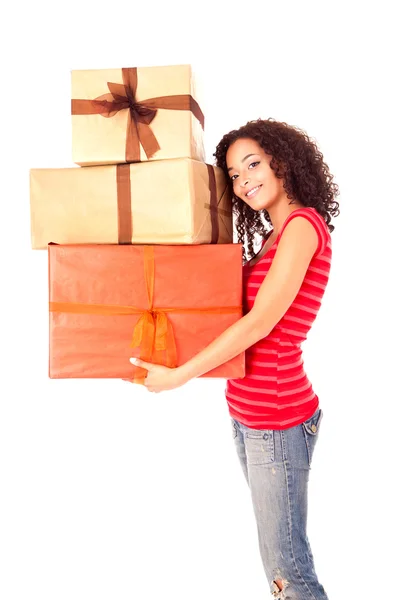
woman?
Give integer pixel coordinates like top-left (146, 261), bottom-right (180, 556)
top-left (131, 118), bottom-right (339, 599)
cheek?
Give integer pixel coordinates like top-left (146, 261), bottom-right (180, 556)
top-left (233, 181), bottom-right (242, 196)
top-left (264, 171), bottom-right (281, 192)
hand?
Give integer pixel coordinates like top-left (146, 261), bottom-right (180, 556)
top-left (129, 358), bottom-right (186, 393)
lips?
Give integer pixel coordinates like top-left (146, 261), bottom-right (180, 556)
top-left (246, 185), bottom-right (262, 198)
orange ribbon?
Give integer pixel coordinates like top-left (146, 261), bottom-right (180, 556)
top-left (49, 247), bottom-right (241, 384)
top-left (71, 67), bottom-right (205, 162)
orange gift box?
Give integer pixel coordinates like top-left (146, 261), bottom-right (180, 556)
top-left (49, 244), bottom-right (245, 381)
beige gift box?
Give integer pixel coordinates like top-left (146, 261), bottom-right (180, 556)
top-left (30, 159), bottom-right (233, 249)
top-left (71, 64), bottom-right (205, 166)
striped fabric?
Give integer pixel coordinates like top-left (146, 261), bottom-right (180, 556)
top-left (226, 207), bottom-right (332, 430)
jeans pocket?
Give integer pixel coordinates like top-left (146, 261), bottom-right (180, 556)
top-left (302, 408), bottom-right (323, 467)
top-left (244, 430), bottom-right (275, 465)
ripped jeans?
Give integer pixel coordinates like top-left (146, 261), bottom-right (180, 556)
top-left (231, 408), bottom-right (329, 599)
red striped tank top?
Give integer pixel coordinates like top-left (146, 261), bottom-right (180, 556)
top-left (225, 207), bottom-right (332, 430)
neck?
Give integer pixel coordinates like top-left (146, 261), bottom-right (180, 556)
top-left (268, 201), bottom-right (304, 235)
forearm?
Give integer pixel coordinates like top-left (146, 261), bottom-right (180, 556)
top-left (176, 312), bottom-right (268, 383)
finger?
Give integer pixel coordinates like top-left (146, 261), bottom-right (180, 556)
top-left (145, 382), bottom-right (157, 393)
top-left (130, 357), bottom-right (151, 370)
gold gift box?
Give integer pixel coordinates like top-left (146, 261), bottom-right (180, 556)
top-left (71, 64), bottom-right (205, 166)
top-left (30, 159), bottom-right (232, 249)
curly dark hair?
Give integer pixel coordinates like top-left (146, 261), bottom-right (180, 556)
top-left (214, 118), bottom-right (340, 262)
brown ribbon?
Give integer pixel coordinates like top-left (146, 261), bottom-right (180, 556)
top-left (115, 164), bottom-right (229, 245)
top-left (206, 165), bottom-right (219, 244)
top-left (116, 164), bottom-right (132, 244)
top-left (71, 67), bottom-right (205, 162)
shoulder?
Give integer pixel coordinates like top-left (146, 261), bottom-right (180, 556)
top-left (279, 207), bottom-right (330, 257)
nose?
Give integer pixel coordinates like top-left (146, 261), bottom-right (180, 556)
top-left (239, 176), bottom-right (250, 189)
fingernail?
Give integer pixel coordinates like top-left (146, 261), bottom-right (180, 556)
top-left (130, 358), bottom-right (137, 364)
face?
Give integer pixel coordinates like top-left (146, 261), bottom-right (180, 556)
top-left (226, 138), bottom-right (286, 211)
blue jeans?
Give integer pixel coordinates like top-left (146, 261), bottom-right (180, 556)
top-left (231, 408), bottom-right (329, 599)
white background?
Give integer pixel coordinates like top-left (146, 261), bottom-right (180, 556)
top-left (1, 1), bottom-right (399, 599)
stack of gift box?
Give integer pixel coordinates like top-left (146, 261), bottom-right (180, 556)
top-left (30, 64), bottom-right (245, 384)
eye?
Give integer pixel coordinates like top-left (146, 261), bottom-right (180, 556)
top-left (230, 174), bottom-right (238, 182)
top-left (249, 161), bottom-right (260, 169)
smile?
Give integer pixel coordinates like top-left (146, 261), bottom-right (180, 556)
top-left (246, 185), bottom-right (262, 198)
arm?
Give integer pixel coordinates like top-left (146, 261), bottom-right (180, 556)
top-left (176, 216), bottom-right (319, 383)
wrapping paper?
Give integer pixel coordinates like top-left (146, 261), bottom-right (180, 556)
top-left (71, 64), bottom-right (205, 165)
top-left (49, 244), bottom-right (245, 381)
top-left (30, 159), bottom-right (232, 249)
